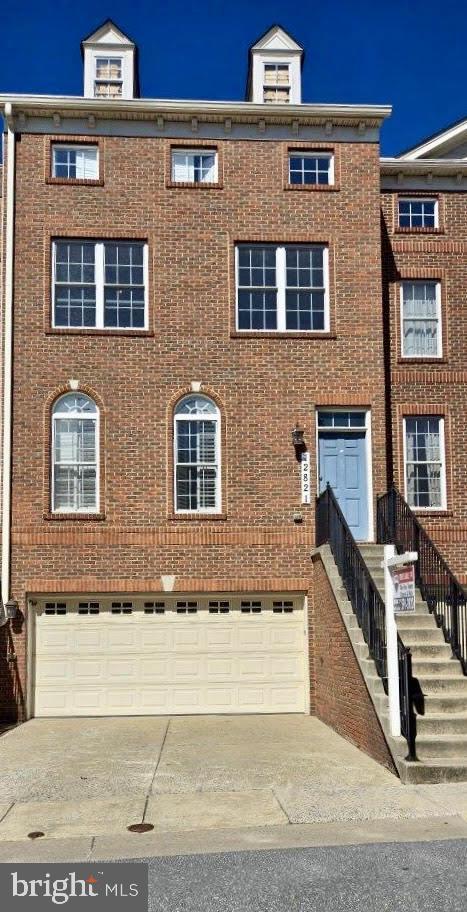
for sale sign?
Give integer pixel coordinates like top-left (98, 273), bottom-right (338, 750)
top-left (391, 564), bottom-right (415, 614)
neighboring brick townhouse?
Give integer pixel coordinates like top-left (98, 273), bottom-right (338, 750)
top-left (0, 21), bottom-right (466, 771)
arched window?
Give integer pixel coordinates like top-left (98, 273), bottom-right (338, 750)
top-left (174, 395), bottom-right (221, 513)
top-left (52, 393), bottom-right (99, 513)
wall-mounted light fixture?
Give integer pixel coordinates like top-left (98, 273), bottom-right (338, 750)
top-left (291, 424), bottom-right (305, 449)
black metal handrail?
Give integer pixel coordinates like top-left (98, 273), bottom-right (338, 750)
top-left (378, 486), bottom-right (467, 675)
top-left (317, 484), bottom-right (417, 761)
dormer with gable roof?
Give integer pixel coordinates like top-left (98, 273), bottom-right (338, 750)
top-left (246, 25), bottom-right (304, 105)
top-left (81, 20), bottom-right (139, 100)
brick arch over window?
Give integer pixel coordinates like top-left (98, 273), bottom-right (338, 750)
top-left (43, 384), bottom-right (106, 520)
top-left (166, 386), bottom-right (227, 520)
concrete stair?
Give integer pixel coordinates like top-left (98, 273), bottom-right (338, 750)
top-left (316, 542), bottom-right (467, 783)
top-left (361, 544), bottom-right (467, 782)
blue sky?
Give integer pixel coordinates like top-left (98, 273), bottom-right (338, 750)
top-left (0, 0), bottom-right (465, 155)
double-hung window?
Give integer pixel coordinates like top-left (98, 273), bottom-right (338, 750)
top-left (263, 63), bottom-right (290, 103)
top-left (52, 144), bottom-right (99, 180)
top-left (288, 153), bottom-right (334, 186)
top-left (171, 150), bottom-right (217, 184)
top-left (94, 57), bottom-right (123, 97)
top-left (236, 244), bottom-right (328, 332)
top-left (52, 394), bottom-right (99, 513)
top-left (404, 416), bottom-right (446, 510)
top-left (52, 240), bottom-right (148, 329)
top-left (174, 396), bottom-right (221, 513)
top-left (398, 198), bottom-right (437, 229)
top-left (401, 281), bottom-right (441, 358)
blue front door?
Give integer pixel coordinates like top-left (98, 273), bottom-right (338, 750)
top-left (318, 431), bottom-right (369, 540)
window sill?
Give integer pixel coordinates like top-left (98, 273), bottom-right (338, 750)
top-left (394, 227), bottom-right (443, 236)
top-left (46, 177), bottom-right (104, 187)
top-left (46, 328), bottom-right (154, 337)
top-left (168, 513), bottom-right (227, 522)
top-left (284, 183), bottom-right (339, 192)
top-left (412, 509), bottom-right (452, 518)
top-left (397, 357), bottom-right (447, 364)
top-left (166, 180), bottom-right (224, 190)
top-left (43, 512), bottom-right (106, 522)
top-left (230, 331), bottom-right (336, 340)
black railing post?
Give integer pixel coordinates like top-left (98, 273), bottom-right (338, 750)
top-left (377, 485), bottom-right (467, 676)
top-left (399, 645), bottom-right (417, 761)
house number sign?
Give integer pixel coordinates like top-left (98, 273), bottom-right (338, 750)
top-left (300, 451), bottom-right (311, 504)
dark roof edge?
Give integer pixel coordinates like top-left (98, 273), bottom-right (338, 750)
top-left (80, 18), bottom-right (138, 55)
top-left (397, 112), bottom-right (467, 157)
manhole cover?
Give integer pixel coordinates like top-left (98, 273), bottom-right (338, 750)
top-left (28, 831), bottom-right (45, 840)
top-left (127, 823), bottom-right (154, 834)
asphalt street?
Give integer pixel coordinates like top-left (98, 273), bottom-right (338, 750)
top-left (142, 839), bottom-right (467, 912)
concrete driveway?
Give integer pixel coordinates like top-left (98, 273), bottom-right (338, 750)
top-left (0, 714), bottom-right (462, 847)
top-left (0, 715), bottom-right (393, 804)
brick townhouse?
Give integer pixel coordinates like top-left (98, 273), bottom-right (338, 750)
top-left (0, 21), bottom-right (466, 767)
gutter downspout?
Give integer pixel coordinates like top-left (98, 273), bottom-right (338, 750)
top-left (1, 102), bottom-right (15, 622)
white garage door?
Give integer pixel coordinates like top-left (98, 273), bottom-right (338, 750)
top-left (32, 595), bottom-right (308, 717)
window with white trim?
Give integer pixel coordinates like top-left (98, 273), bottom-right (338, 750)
top-left (401, 281), bottom-right (441, 358)
top-left (171, 150), bottom-right (217, 184)
top-left (288, 153), bottom-right (334, 186)
top-left (52, 145), bottom-right (99, 180)
top-left (52, 240), bottom-right (148, 329)
top-left (398, 198), bottom-right (438, 229)
top-left (174, 396), bottom-right (221, 513)
top-left (404, 416), bottom-right (446, 509)
top-left (94, 57), bottom-right (123, 97)
top-left (263, 63), bottom-right (290, 103)
top-left (52, 393), bottom-right (99, 513)
top-left (236, 244), bottom-right (328, 332)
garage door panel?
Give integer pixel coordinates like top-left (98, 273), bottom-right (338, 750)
top-left (33, 599), bottom-right (308, 716)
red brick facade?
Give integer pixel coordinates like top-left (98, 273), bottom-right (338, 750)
top-left (1, 128), bottom-right (388, 719)
top-left (381, 191), bottom-right (467, 577)
top-left (312, 552), bottom-right (396, 773)
top-left (0, 66), bottom-right (465, 730)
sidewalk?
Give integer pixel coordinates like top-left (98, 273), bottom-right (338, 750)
top-left (0, 780), bottom-right (467, 862)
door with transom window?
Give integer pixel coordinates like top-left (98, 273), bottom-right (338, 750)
top-left (317, 410), bottom-right (371, 541)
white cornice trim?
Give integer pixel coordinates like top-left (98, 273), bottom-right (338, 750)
top-left (1, 94), bottom-right (392, 126)
top-left (399, 120), bottom-right (467, 160)
top-left (380, 157), bottom-right (467, 174)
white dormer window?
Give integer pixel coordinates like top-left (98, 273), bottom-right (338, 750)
top-left (263, 63), bottom-right (290, 103)
top-left (82, 20), bottom-right (137, 100)
top-left (247, 26), bottom-right (303, 105)
top-left (94, 57), bottom-right (123, 97)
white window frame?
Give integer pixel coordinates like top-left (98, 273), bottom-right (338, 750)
top-left (400, 280), bottom-right (442, 359)
top-left (52, 394), bottom-right (100, 514)
top-left (173, 397), bottom-right (221, 514)
top-left (263, 62), bottom-right (291, 103)
top-left (52, 240), bottom-right (149, 331)
top-left (398, 197), bottom-right (438, 229)
top-left (288, 152), bottom-right (334, 186)
top-left (171, 149), bottom-right (218, 184)
top-left (94, 56), bottom-right (123, 98)
top-left (403, 416), bottom-right (447, 511)
top-left (235, 244), bottom-right (329, 333)
top-left (51, 144), bottom-right (99, 180)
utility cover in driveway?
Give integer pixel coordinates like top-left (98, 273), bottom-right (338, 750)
top-left (32, 596), bottom-right (307, 716)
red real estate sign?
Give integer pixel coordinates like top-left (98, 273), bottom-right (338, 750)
top-left (391, 564), bottom-right (416, 614)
